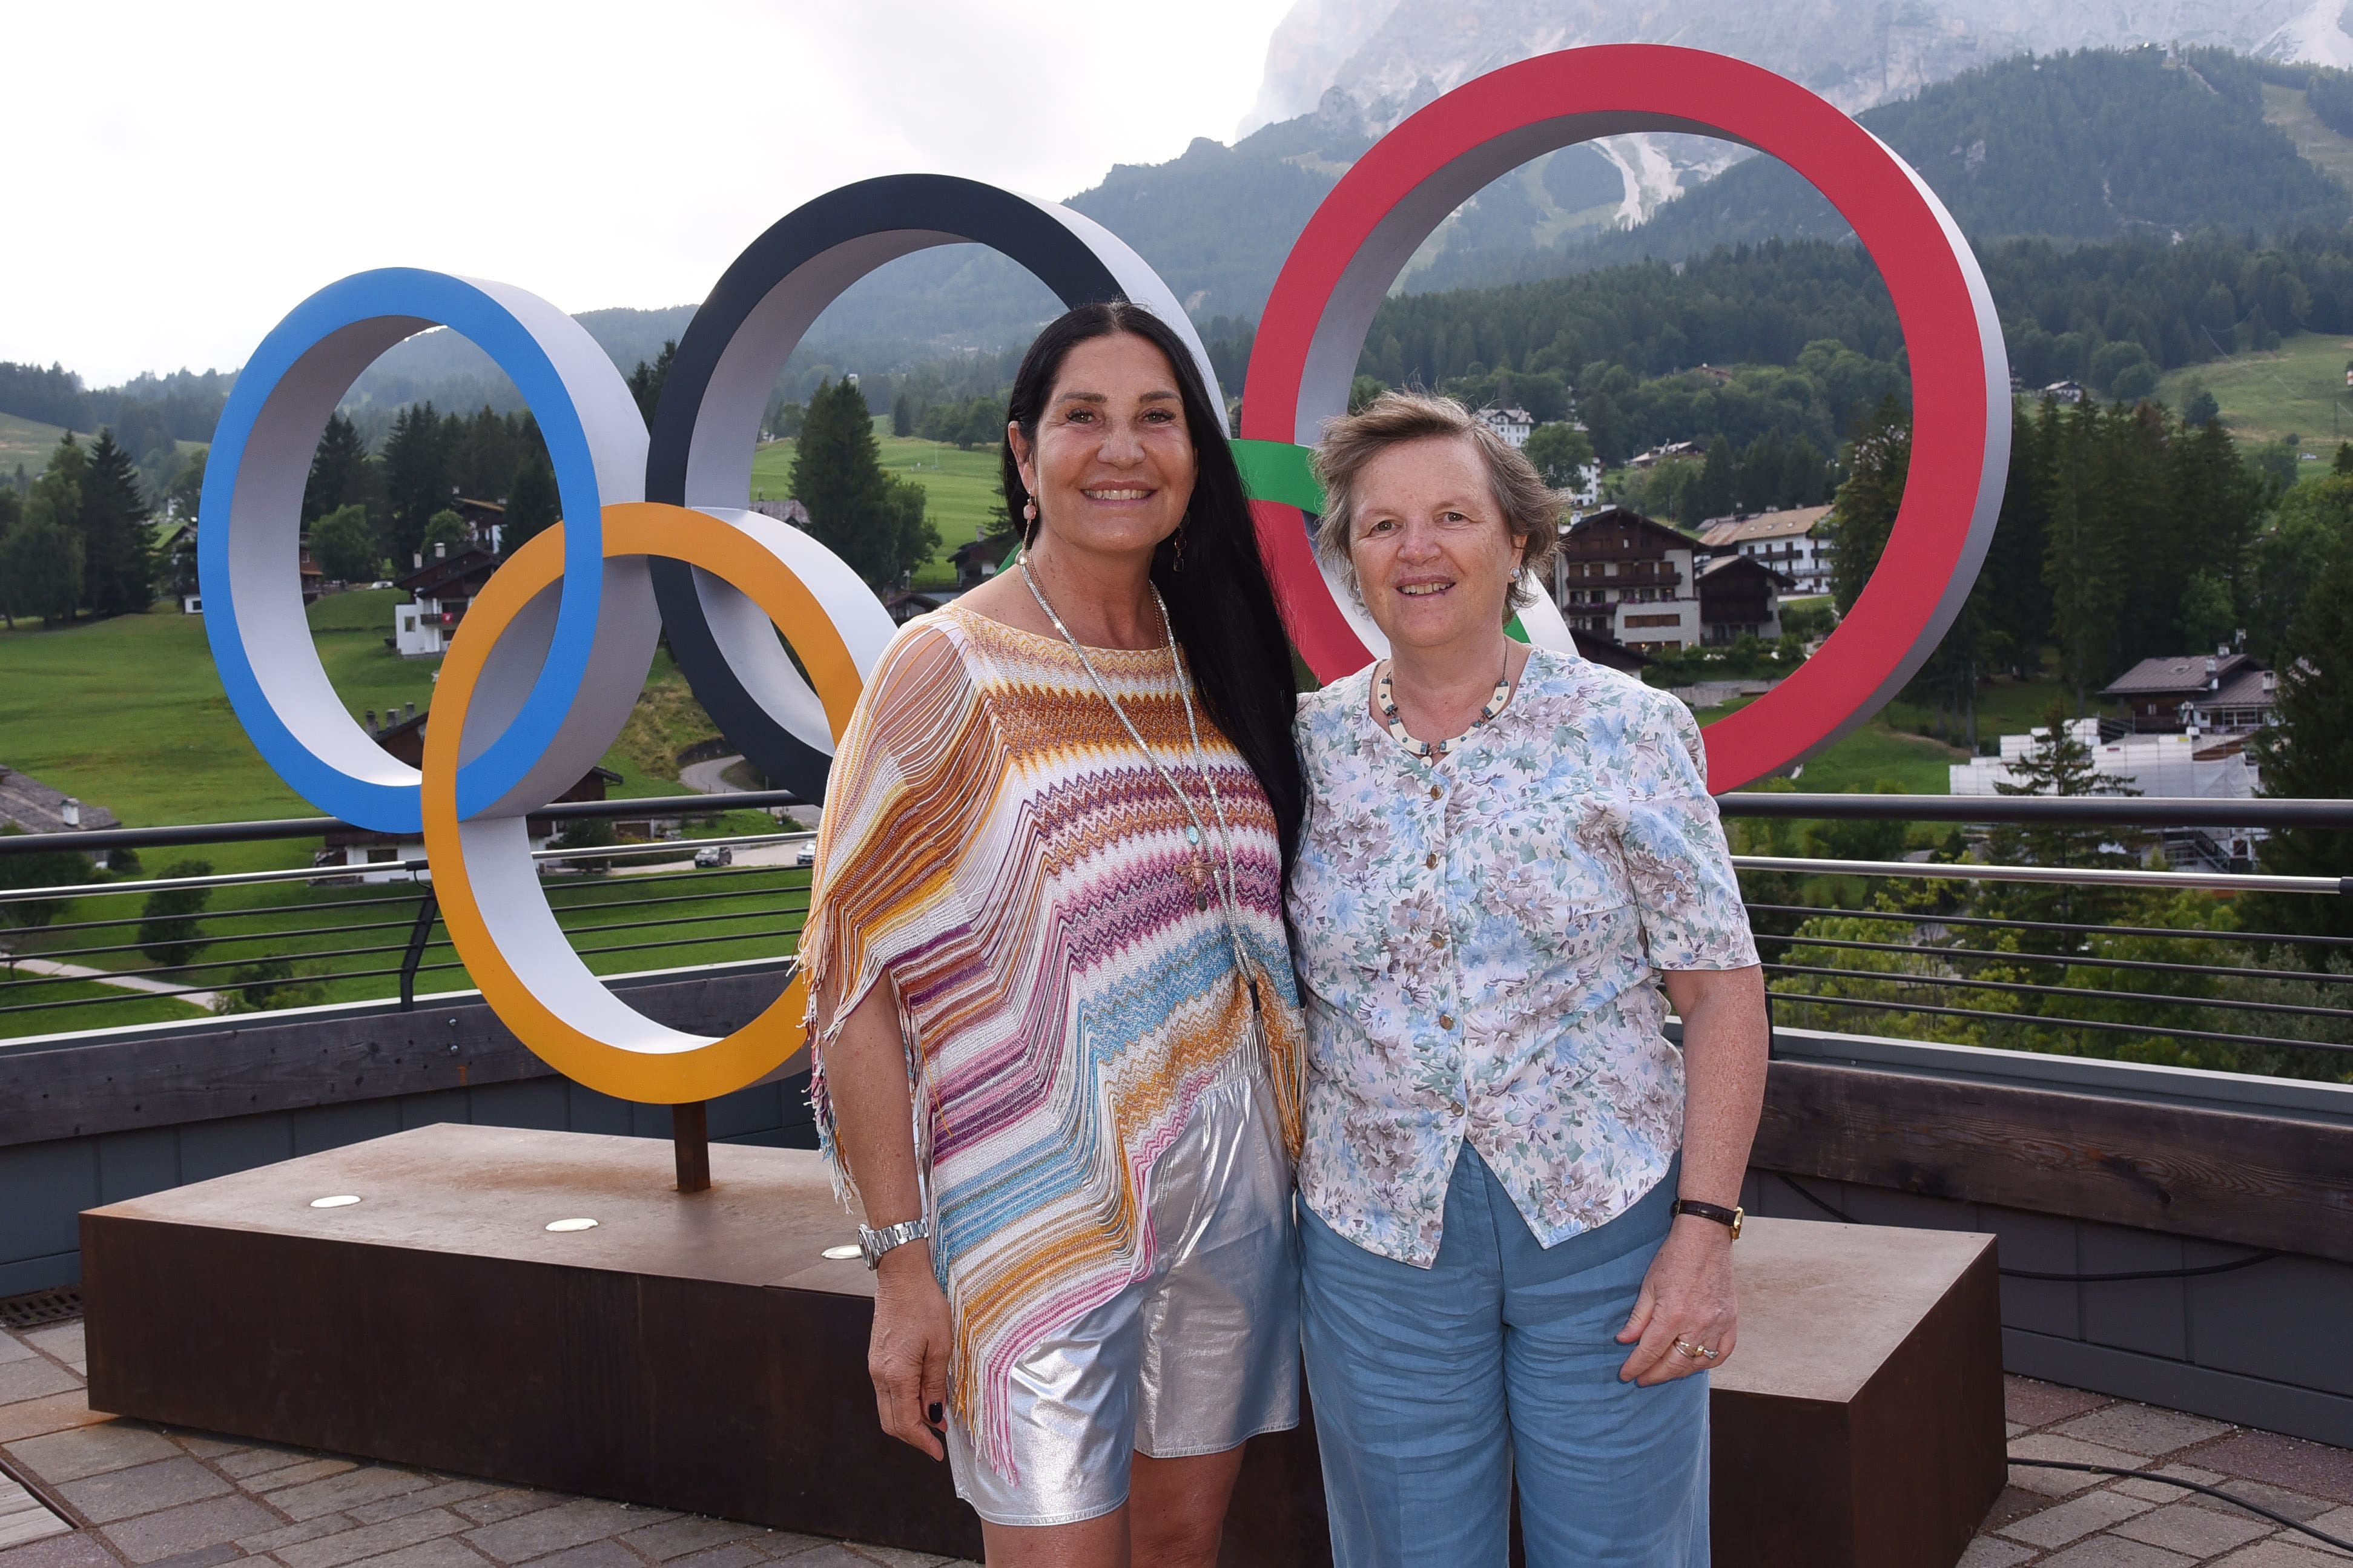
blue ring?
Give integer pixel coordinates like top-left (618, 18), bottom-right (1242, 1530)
top-left (200, 269), bottom-right (610, 832)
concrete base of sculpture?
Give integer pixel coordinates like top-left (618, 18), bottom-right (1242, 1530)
top-left (79, 1124), bottom-right (2001, 1567)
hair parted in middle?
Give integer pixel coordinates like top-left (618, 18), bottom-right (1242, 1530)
top-left (1309, 390), bottom-right (1562, 621)
top-left (998, 300), bottom-right (1305, 871)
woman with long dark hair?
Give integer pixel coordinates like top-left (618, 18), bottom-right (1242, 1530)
top-left (802, 301), bottom-right (1305, 1566)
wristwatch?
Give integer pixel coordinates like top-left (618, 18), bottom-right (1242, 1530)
top-left (857, 1217), bottom-right (930, 1270)
top-left (1670, 1198), bottom-right (1744, 1239)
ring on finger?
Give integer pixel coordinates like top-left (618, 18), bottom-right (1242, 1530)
top-left (1673, 1338), bottom-right (1720, 1361)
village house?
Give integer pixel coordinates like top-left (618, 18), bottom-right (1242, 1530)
top-left (950, 535), bottom-right (1013, 590)
top-left (748, 499), bottom-right (811, 527)
top-left (0, 765), bottom-right (119, 836)
top-left (1625, 440), bottom-right (1701, 472)
top-left (1697, 504), bottom-right (1837, 597)
top-left (1553, 506), bottom-right (1700, 651)
top-left (2043, 380), bottom-right (2086, 404)
top-left (450, 497), bottom-right (507, 553)
top-left (392, 542), bottom-right (500, 657)
top-left (318, 707), bottom-right (621, 881)
top-left (2099, 652), bottom-right (2277, 736)
top-left (1476, 406), bottom-right (1535, 448)
top-left (1694, 554), bottom-right (1789, 645)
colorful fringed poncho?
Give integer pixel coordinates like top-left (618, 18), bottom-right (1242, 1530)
top-left (800, 603), bottom-right (1304, 1480)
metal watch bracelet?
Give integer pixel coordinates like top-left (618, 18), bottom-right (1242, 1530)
top-left (857, 1217), bottom-right (930, 1270)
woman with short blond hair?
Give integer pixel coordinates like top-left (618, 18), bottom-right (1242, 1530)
top-left (1287, 391), bottom-right (1769, 1566)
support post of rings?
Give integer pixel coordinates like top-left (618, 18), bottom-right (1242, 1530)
top-left (672, 1103), bottom-right (711, 1194)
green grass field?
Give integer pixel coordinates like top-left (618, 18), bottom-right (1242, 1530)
top-left (750, 432), bottom-right (1005, 589)
top-left (0, 590), bottom-right (739, 865)
top-left (1701, 674), bottom-right (2071, 797)
top-left (2158, 330), bottom-right (2353, 453)
top-left (2264, 84), bottom-right (2353, 194)
top-left (0, 859), bottom-right (811, 1039)
top-left (0, 410), bottom-right (76, 477)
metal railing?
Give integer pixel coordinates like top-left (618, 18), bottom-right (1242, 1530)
top-left (1713, 794), bottom-right (2351, 1074)
top-left (0, 791), bottom-right (814, 1030)
top-left (1, 792), bottom-right (2346, 1072)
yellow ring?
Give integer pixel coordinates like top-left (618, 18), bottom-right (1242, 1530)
top-left (421, 501), bottom-right (861, 1103)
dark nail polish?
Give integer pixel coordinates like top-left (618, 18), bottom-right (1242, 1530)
top-left (928, 1402), bottom-right (943, 1426)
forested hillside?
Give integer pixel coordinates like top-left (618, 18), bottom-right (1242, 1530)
top-left (1346, 226), bottom-right (2349, 465)
top-left (1513, 48), bottom-right (2347, 283)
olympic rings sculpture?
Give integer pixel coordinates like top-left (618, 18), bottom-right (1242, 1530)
top-left (200, 45), bottom-right (2008, 1105)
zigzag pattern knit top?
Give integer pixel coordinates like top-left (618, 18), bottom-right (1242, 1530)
top-left (801, 602), bottom-right (1304, 1481)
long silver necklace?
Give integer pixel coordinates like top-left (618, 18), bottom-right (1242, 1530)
top-left (1376, 649), bottom-right (1512, 760)
top-left (1018, 558), bottom-right (1261, 1019)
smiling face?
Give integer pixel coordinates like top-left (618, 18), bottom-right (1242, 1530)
top-left (1348, 434), bottom-right (1526, 653)
top-left (1009, 332), bottom-right (1196, 566)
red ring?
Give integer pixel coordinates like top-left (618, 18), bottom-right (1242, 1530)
top-left (1242, 45), bottom-right (2008, 789)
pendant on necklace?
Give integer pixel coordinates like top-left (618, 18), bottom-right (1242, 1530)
top-left (1184, 825), bottom-right (1200, 845)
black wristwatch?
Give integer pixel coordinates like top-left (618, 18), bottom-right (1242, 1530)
top-left (1670, 1198), bottom-right (1744, 1239)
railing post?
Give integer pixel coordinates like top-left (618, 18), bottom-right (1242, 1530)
top-left (672, 1102), bottom-right (711, 1193)
top-left (398, 892), bottom-right (438, 1011)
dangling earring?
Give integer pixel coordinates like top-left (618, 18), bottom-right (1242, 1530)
top-left (1023, 498), bottom-right (1038, 547)
top-left (1172, 516), bottom-right (1187, 572)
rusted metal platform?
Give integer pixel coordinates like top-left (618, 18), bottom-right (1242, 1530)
top-left (78, 1124), bottom-right (2002, 1567)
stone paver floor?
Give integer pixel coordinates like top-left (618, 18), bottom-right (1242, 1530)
top-left (4, 1312), bottom-right (2351, 1567)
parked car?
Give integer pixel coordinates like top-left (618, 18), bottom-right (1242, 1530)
top-left (793, 844), bottom-right (816, 868)
top-left (693, 845), bottom-right (733, 868)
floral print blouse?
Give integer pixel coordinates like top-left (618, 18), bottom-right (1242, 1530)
top-left (1287, 647), bottom-right (1760, 1268)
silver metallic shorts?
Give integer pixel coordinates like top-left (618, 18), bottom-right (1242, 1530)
top-left (945, 1060), bottom-right (1302, 1527)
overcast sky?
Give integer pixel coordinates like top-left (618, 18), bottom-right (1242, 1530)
top-left (2, 1), bottom-right (1292, 386)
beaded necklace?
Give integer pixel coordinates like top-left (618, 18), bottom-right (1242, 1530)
top-left (1017, 559), bottom-right (1262, 1033)
top-left (1375, 651), bottom-right (1513, 760)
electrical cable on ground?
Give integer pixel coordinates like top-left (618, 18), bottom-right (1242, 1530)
top-left (1772, 1175), bottom-right (2282, 1283)
top-left (2001, 1461), bottom-right (2353, 1553)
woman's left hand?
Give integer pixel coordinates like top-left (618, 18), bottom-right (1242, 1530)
top-left (1615, 1217), bottom-right (1738, 1385)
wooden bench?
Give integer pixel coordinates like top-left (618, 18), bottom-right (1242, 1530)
top-left (81, 1123), bottom-right (2001, 1567)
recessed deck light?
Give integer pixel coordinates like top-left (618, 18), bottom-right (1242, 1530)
top-left (546, 1217), bottom-right (598, 1233)
top-left (310, 1195), bottom-right (361, 1209)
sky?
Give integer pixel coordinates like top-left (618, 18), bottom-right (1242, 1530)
top-left (1, 1), bottom-right (1292, 387)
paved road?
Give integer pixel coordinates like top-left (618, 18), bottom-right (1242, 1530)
top-left (678, 754), bottom-right (744, 794)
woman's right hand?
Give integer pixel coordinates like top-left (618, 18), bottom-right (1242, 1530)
top-left (868, 1243), bottom-right (952, 1460)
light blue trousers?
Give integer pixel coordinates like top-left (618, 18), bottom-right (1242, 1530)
top-left (1300, 1148), bottom-right (1709, 1567)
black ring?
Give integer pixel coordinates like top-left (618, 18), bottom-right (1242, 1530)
top-left (645, 174), bottom-right (1189, 802)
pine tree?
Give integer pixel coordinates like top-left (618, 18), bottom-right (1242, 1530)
top-left (627, 341), bottom-right (676, 424)
top-left (1980, 397), bottom-right (2054, 678)
top-left (504, 452), bottom-right (558, 550)
top-left (2042, 403), bottom-right (2127, 711)
top-left (302, 412), bottom-right (372, 525)
top-left (892, 393), bottom-right (914, 437)
top-left (1978, 701), bottom-right (2140, 949)
top-left (2246, 547), bottom-right (2353, 946)
top-left (0, 512), bottom-right (82, 625)
top-left (1693, 435), bottom-right (1737, 521)
top-left (78, 429), bottom-right (154, 616)
top-left (164, 447), bottom-right (206, 526)
top-left (1827, 396), bottom-right (1909, 615)
top-left (0, 486), bottom-right (17, 628)
top-left (790, 379), bottom-right (937, 588)
top-left (380, 403), bottom-right (449, 570)
top-left (2165, 418), bottom-right (2263, 643)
